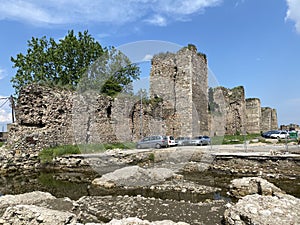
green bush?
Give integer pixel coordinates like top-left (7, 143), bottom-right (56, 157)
top-left (0, 142), bottom-right (3, 147)
top-left (148, 153), bottom-right (155, 162)
top-left (39, 145), bottom-right (80, 163)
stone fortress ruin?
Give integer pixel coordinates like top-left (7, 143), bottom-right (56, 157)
top-left (149, 45), bottom-right (208, 138)
top-left (7, 45), bottom-right (278, 153)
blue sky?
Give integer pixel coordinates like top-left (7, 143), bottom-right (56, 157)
top-left (0, 0), bottom-right (299, 129)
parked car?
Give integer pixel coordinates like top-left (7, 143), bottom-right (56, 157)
top-left (190, 136), bottom-right (211, 146)
top-left (175, 137), bottom-right (191, 146)
top-left (166, 136), bottom-right (177, 147)
top-left (136, 135), bottom-right (168, 149)
top-left (261, 130), bottom-right (278, 138)
top-left (270, 131), bottom-right (289, 139)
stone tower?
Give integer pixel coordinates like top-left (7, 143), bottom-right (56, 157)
top-left (149, 45), bottom-right (208, 138)
top-left (245, 98), bottom-right (261, 134)
top-left (261, 107), bottom-right (278, 131)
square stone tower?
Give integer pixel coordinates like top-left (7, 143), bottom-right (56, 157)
top-left (261, 107), bottom-right (278, 131)
top-left (149, 45), bottom-right (208, 137)
top-left (245, 98), bottom-right (261, 134)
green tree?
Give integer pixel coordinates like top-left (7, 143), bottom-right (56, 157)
top-left (78, 46), bottom-right (140, 97)
top-left (11, 30), bottom-right (139, 96)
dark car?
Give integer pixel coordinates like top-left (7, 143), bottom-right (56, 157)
top-left (261, 130), bottom-right (277, 138)
top-left (136, 135), bottom-right (168, 149)
top-left (190, 136), bottom-right (211, 146)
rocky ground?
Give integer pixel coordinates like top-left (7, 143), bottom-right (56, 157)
top-left (0, 175), bottom-right (299, 225)
top-left (0, 144), bottom-right (300, 224)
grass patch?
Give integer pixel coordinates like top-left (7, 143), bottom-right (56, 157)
top-left (39, 142), bottom-right (136, 163)
top-left (78, 142), bottom-right (135, 153)
top-left (211, 133), bottom-right (261, 145)
top-left (0, 142), bottom-right (3, 147)
top-left (39, 144), bottom-right (80, 163)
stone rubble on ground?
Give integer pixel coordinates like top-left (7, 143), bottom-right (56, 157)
top-left (0, 191), bottom-right (56, 216)
top-left (228, 176), bottom-right (285, 198)
top-left (223, 193), bottom-right (300, 225)
top-left (0, 191), bottom-right (227, 225)
top-left (223, 177), bottom-right (300, 225)
top-left (0, 204), bottom-right (77, 225)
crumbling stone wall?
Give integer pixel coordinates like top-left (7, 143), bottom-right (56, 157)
top-left (129, 99), bottom-right (173, 140)
top-left (261, 107), bottom-right (278, 131)
top-left (150, 46), bottom-right (208, 137)
top-left (209, 86), bottom-right (278, 135)
top-left (208, 87), bottom-right (227, 136)
top-left (7, 84), bottom-right (176, 154)
top-left (7, 84), bottom-right (118, 154)
top-left (245, 98), bottom-right (261, 134)
top-left (209, 86), bottom-right (246, 135)
top-left (112, 95), bottom-right (172, 141)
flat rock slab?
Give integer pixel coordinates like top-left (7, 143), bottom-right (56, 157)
top-left (92, 166), bottom-right (176, 187)
top-left (91, 165), bottom-right (221, 202)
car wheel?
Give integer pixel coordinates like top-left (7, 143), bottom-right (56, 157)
top-left (137, 144), bottom-right (141, 149)
top-left (155, 143), bottom-right (161, 149)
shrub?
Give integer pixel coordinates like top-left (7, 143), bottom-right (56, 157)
top-left (39, 145), bottom-right (80, 163)
top-left (148, 153), bottom-right (155, 162)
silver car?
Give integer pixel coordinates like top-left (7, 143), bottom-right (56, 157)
top-left (175, 137), bottom-right (191, 146)
top-left (136, 135), bottom-right (168, 149)
top-left (190, 136), bottom-right (211, 146)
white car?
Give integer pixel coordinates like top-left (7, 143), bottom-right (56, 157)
top-left (270, 131), bottom-right (289, 139)
top-left (166, 136), bottom-right (177, 147)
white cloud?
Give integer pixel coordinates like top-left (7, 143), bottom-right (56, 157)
top-left (155, 0), bottom-right (222, 15)
top-left (0, 109), bottom-right (11, 123)
top-left (142, 54), bottom-right (153, 61)
top-left (0, 68), bottom-right (6, 80)
top-left (0, 0), bottom-right (222, 26)
top-left (285, 0), bottom-right (300, 34)
top-left (234, 0), bottom-right (246, 8)
top-left (0, 97), bottom-right (11, 124)
top-left (145, 14), bottom-right (167, 26)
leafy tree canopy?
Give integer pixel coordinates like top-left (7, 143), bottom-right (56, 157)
top-left (11, 30), bottom-right (140, 97)
top-left (78, 46), bottom-right (140, 97)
